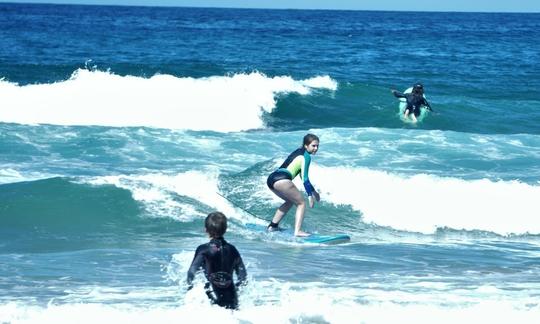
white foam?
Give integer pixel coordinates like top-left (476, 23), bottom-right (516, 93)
top-left (2, 287), bottom-right (539, 324)
top-left (299, 75), bottom-right (338, 90)
top-left (83, 171), bottom-right (261, 222)
top-left (166, 251), bottom-right (195, 284)
top-left (0, 168), bottom-right (55, 185)
top-left (0, 69), bottom-right (337, 132)
top-left (0, 168), bottom-right (26, 184)
top-left (314, 165), bottom-right (540, 235)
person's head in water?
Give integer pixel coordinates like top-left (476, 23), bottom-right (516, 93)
top-left (303, 133), bottom-right (320, 155)
top-left (412, 83), bottom-right (424, 95)
top-left (205, 212), bottom-right (227, 238)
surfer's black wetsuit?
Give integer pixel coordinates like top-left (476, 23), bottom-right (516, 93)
top-left (392, 90), bottom-right (432, 116)
top-left (187, 237), bottom-right (247, 309)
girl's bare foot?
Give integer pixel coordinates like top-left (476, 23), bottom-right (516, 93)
top-left (295, 231), bottom-right (311, 237)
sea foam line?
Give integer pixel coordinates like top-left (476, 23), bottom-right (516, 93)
top-left (1, 291), bottom-right (538, 324)
top-left (315, 165), bottom-right (540, 236)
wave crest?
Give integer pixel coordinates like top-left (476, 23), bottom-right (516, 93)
top-left (315, 165), bottom-right (540, 236)
top-left (0, 69), bottom-right (337, 132)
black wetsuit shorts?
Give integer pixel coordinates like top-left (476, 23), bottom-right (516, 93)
top-left (267, 169), bottom-right (292, 189)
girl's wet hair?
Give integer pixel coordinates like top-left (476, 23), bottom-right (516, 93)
top-left (303, 133), bottom-right (319, 147)
top-left (205, 212), bottom-right (227, 238)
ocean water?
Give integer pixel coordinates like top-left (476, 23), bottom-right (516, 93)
top-left (1, 3), bottom-right (540, 323)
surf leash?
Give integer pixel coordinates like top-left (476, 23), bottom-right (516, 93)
top-left (215, 191), bottom-right (266, 221)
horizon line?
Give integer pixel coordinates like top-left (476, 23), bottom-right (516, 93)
top-left (2, 1), bottom-right (540, 14)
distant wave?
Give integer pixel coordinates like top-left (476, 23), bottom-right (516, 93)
top-left (0, 69), bottom-right (337, 132)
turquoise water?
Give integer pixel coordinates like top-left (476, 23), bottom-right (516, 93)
top-left (1, 3), bottom-right (540, 323)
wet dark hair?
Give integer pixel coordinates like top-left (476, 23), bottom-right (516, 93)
top-left (205, 212), bottom-right (227, 238)
top-left (302, 133), bottom-right (320, 147)
top-left (412, 83), bottom-right (424, 95)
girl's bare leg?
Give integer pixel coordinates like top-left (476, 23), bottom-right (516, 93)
top-left (270, 180), bottom-right (309, 236)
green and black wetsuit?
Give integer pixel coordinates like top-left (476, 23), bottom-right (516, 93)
top-left (267, 147), bottom-right (315, 196)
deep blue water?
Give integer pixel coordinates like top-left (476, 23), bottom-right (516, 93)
top-left (2, 4), bottom-right (540, 134)
top-left (1, 3), bottom-right (540, 323)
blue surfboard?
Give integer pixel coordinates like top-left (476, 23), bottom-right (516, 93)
top-left (245, 223), bottom-right (350, 245)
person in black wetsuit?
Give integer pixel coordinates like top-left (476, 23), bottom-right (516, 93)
top-left (391, 83), bottom-right (433, 122)
top-left (187, 212), bottom-right (247, 310)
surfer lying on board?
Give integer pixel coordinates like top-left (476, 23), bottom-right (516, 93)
top-left (266, 133), bottom-right (321, 237)
top-left (187, 212), bottom-right (247, 310)
top-left (391, 83), bottom-right (433, 123)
